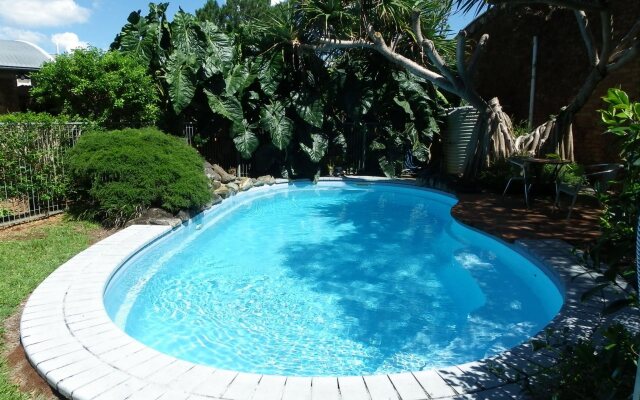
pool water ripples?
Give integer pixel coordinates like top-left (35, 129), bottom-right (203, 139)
top-left (105, 183), bottom-right (562, 376)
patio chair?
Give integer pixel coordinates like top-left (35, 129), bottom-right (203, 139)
top-left (502, 157), bottom-right (533, 208)
top-left (554, 163), bottom-right (624, 219)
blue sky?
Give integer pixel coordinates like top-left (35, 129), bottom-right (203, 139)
top-left (0, 1), bottom-right (475, 55)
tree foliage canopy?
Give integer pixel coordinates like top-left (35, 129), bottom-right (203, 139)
top-left (30, 48), bottom-right (160, 129)
top-left (108, 2), bottom-right (448, 178)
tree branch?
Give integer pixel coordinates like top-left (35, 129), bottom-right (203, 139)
top-left (456, 31), bottom-right (473, 91)
top-left (608, 39), bottom-right (640, 72)
top-left (490, 0), bottom-right (606, 11)
top-left (411, 10), bottom-right (460, 88)
top-left (614, 17), bottom-right (640, 56)
top-left (362, 25), bottom-right (457, 94)
top-left (467, 34), bottom-right (489, 77)
top-left (301, 37), bottom-right (376, 50)
top-left (574, 10), bottom-right (599, 66)
top-left (597, 10), bottom-right (613, 69)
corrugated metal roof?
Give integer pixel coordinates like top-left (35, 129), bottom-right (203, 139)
top-left (0, 40), bottom-right (53, 71)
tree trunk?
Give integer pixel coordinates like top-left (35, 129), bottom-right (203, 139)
top-left (464, 97), bottom-right (515, 177)
top-left (515, 65), bottom-right (606, 159)
top-left (515, 109), bottom-right (574, 159)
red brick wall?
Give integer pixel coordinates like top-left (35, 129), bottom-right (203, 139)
top-left (467, 1), bottom-right (640, 164)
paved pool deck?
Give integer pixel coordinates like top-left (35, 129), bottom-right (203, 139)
top-left (20, 179), bottom-right (638, 400)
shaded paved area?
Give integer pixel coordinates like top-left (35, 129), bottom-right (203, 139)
top-left (452, 192), bottom-right (602, 246)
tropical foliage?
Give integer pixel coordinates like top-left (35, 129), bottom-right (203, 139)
top-left (109, 2), bottom-right (448, 178)
top-left (585, 88), bottom-right (640, 299)
top-left (30, 48), bottom-right (159, 129)
top-left (66, 127), bottom-right (211, 227)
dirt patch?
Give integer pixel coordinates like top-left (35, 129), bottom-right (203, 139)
top-left (3, 303), bottom-right (62, 399)
top-left (86, 226), bottom-right (117, 244)
top-left (0, 214), bottom-right (65, 241)
top-left (0, 214), bottom-right (115, 244)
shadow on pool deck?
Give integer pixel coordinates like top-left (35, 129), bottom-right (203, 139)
top-left (451, 192), bottom-right (602, 246)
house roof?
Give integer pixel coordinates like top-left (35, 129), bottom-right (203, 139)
top-left (0, 40), bottom-right (53, 71)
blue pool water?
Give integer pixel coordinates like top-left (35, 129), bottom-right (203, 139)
top-left (104, 182), bottom-right (563, 376)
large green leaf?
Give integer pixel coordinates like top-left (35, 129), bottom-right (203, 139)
top-left (300, 134), bottom-right (328, 162)
top-left (260, 101), bottom-right (293, 150)
top-left (394, 71), bottom-right (430, 101)
top-left (412, 143), bottom-right (430, 162)
top-left (200, 21), bottom-right (234, 76)
top-left (171, 10), bottom-right (203, 56)
top-left (257, 54), bottom-right (283, 97)
top-left (114, 11), bottom-right (161, 65)
top-left (165, 52), bottom-right (197, 114)
top-left (378, 156), bottom-right (396, 178)
top-left (232, 120), bottom-right (259, 158)
top-left (205, 89), bottom-right (243, 123)
top-left (333, 133), bottom-right (348, 155)
top-left (225, 63), bottom-right (256, 96)
top-left (291, 93), bottom-right (324, 128)
top-left (393, 96), bottom-right (414, 120)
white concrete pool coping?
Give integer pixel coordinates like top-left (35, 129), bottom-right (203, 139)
top-left (20, 178), bottom-right (637, 400)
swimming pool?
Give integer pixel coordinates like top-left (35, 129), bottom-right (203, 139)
top-left (104, 181), bottom-right (563, 377)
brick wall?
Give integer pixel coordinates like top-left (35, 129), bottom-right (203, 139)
top-left (467, 1), bottom-right (640, 164)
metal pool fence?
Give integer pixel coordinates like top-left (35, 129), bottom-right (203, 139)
top-left (183, 123), bottom-right (251, 177)
top-left (0, 122), bottom-right (84, 227)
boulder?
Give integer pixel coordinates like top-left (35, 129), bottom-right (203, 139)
top-left (239, 178), bottom-right (253, 191)
top-left (210, 193), bottom-right (223, 205)
top-left (253, 177), bottom-right (264, 187)
top-left (214, 186), bottom-right (231, 199)
top-left (257, 175), bottom-right (276, 186)
top-left (213, 164), bottom-right (237, 183)
top-left (126, 208), bottom-right (182, 228)
top-left (204, 161), bottom-right (222, 181)
top-left (227, 182), bottom-right (239, 194)
top-left (211, 180), bottom-right (222, 190)
top-left (176, 209), bottom-right (192, 222)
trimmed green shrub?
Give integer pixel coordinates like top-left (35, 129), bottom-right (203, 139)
top-left (66, 127), bottom-right (211, 226)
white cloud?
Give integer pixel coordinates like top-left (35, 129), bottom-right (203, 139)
top-left (0, 0), bottom-right (90, 27)
top-left (0, 27), bottom-right (47, 44)
top-left (51, 32), bottom-right (88, 53)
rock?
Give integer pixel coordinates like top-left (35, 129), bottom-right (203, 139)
top-left (253, 178), bottom-right (264, 187)
top-left (211, 180), bottom-right (222, 190)
top-left (126, 208), bottom-right (182, 228)
top-left (204, 161), bottom-right (222, 181)
top-left (210, 193), bottom-right (223, 205)
top-left (257, 175), bottom-right (276, 186)
top-left (239, 178), bottom-right (253, 191)
top-left (227, 182), bottom-right (239, 194)
top-left (213, 164), bottom-right (237, 183)
top-left (214, 186), bottom-right (231, 199)
top-left (176, 210), bottom-right (192, 222)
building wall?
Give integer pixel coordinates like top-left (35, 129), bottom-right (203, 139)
top-left (467, 1), bottom-right (640, 164)
top-left (0, 71), bottom-right (21, 113)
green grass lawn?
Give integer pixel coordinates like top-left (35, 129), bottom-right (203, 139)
top-left (0, 217), bottom-right (106, 399)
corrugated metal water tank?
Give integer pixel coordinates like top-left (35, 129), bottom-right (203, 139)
top-left (444, 107), bottom-right (480, 175)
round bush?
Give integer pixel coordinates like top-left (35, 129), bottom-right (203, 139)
top-left (67, 127), bottom-right (211, 226)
